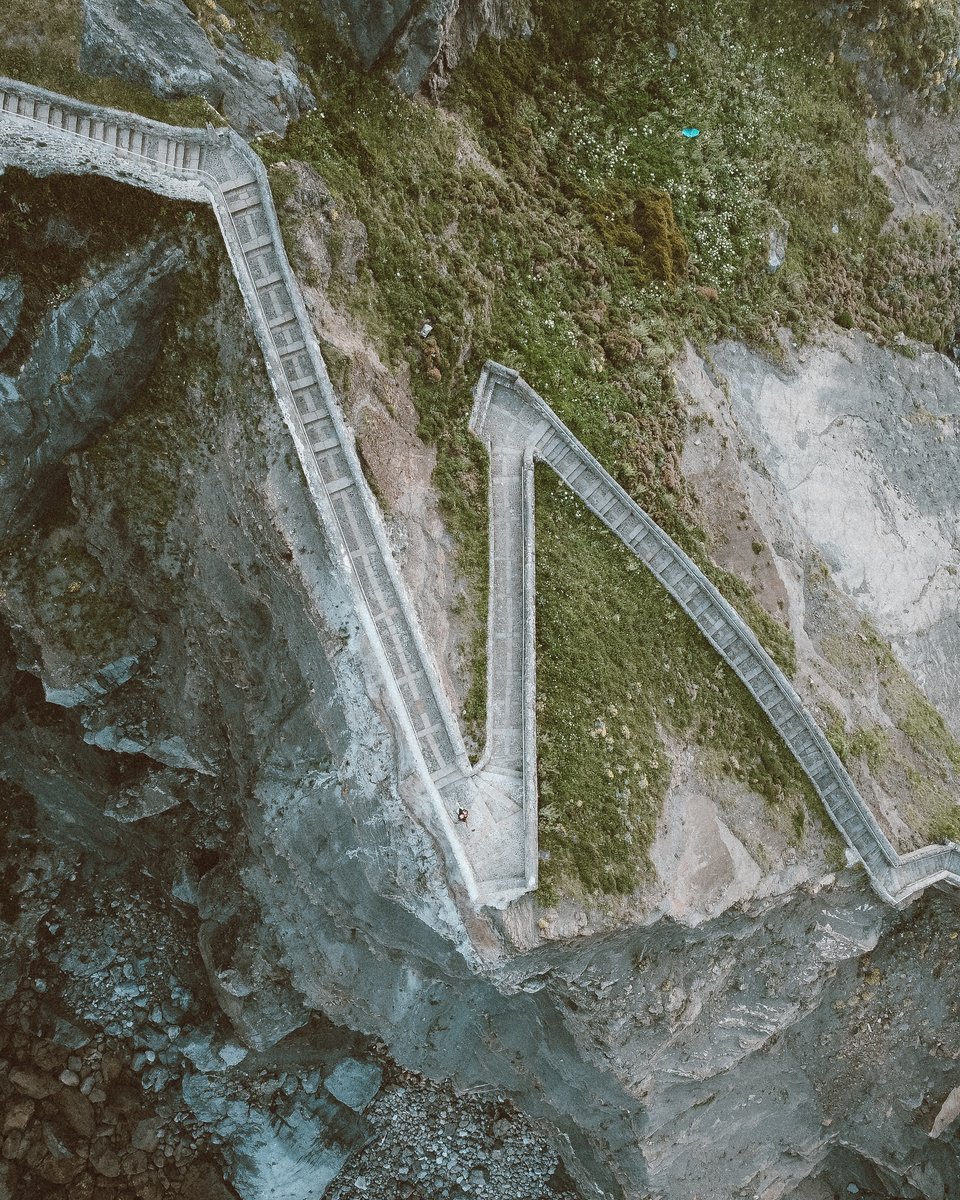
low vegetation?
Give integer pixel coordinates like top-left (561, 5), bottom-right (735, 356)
top-left (534, 469), bottom-right (817, 899)
top-left (0, 170), bottom-right (193, 370)
top-left (849, 0), bottom-right (960, 106)
top-left (821, 616), bottom-right (960, 847)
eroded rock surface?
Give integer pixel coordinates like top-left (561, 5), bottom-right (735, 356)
top-left (0, 237), bottom-right (183, 539)
top-left (0, 274), bottom-right (22, 351)
top-left (709, 334), bottom-right (960, 737)
top-left (679, 337), bottom-right (960, 853)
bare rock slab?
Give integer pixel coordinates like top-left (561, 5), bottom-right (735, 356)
top-left (324, 1058), bottom-right (383, 1113)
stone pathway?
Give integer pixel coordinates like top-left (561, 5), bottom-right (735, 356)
top-left (1, 77), bottom-right (957, 910)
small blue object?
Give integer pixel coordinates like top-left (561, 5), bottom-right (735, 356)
top-left (681, 127), bottom-right (700, 138)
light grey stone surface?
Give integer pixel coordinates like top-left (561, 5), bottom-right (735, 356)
top-left (323, 1057), bottom-right (382, 1111)
top-left (712, 334), bottom-right (960, 738)
top-left (767, 218), bottom-right (788, 272)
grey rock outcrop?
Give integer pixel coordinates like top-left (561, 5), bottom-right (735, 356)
top-left (767, 216), bottom-right (789, 272)
top-left (322, 0), bottom-right (417, 68)
top-left (687, 334), bottom-right (960, 738)
top-left (80, 0), bottom-right (313, 136)
top-left (319, 0), bottom-right (530, 92)
top-left (0, 238), bottom-right (183, 540)
top-left (0, 274), bottom-right (23, 351)
top-left (323, 1057), bottom-right (382, 1112)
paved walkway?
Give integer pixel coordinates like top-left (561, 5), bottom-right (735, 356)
top-left (2, 77), bottom-right (957, 910)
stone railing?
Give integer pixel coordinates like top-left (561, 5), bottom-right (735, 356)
top-left (473, 362), bottom-right (960, 907)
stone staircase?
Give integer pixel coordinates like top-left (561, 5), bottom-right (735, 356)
top-left (472, 361), bottom-right (960, 906)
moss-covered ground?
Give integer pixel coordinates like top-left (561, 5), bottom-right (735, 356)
top-left (4, 0), bottom-right (958, 895)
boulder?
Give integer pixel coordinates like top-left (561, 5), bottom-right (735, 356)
top-left (9, 1068), bottom-right (59, 1099)
top-left (57, 1089), bottom-right (96, 1139)
top-left (930, 1085), bottom-right (960, 1138)
top-left (323, 1057), bottom-right (382, 1113)
top-left (767, 219), bottom-right (789, 273)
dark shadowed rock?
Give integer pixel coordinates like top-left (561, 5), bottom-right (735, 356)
top-left (317, 0), bottom-right (529, 93)
top-left (181, 1162), bottom-right (239, 1200)
top-left (9, 1068), bottom-right (59, 1099)
top-left (0, 238), bottom-right (183, 540)
top-left (57, 1088), bottom-right (96, 1139)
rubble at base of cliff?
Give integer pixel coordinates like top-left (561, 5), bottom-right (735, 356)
top-left (0, 869), bottom-right (574, 1200)
top-left (326, 1072), bottom-right (571, 1200)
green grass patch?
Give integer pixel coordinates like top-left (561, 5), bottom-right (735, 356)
top-left (929, 803), bottom-right (960, 845)
top-left (821, 617), bottom-right (960, 843)
top-left (848, 723), bottom-right (892, 773)
top-left (534, 468), bottom-right (816, 900)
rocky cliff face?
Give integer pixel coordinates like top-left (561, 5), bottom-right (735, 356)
top-left (77, 0), bottom-right (527, 122)
top-left (3, 13), bottom-right (960, 1200)
top-left (692, 334), bottom-right (960, 740)
top-left (0, 239), bottom-right (183, 540)
top-left (0, 170), bottom-right (579, 1199)
top-left (311, 0), bottom-right (529, 92)
top-left (1, 164), bottom-right (959, 1200)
